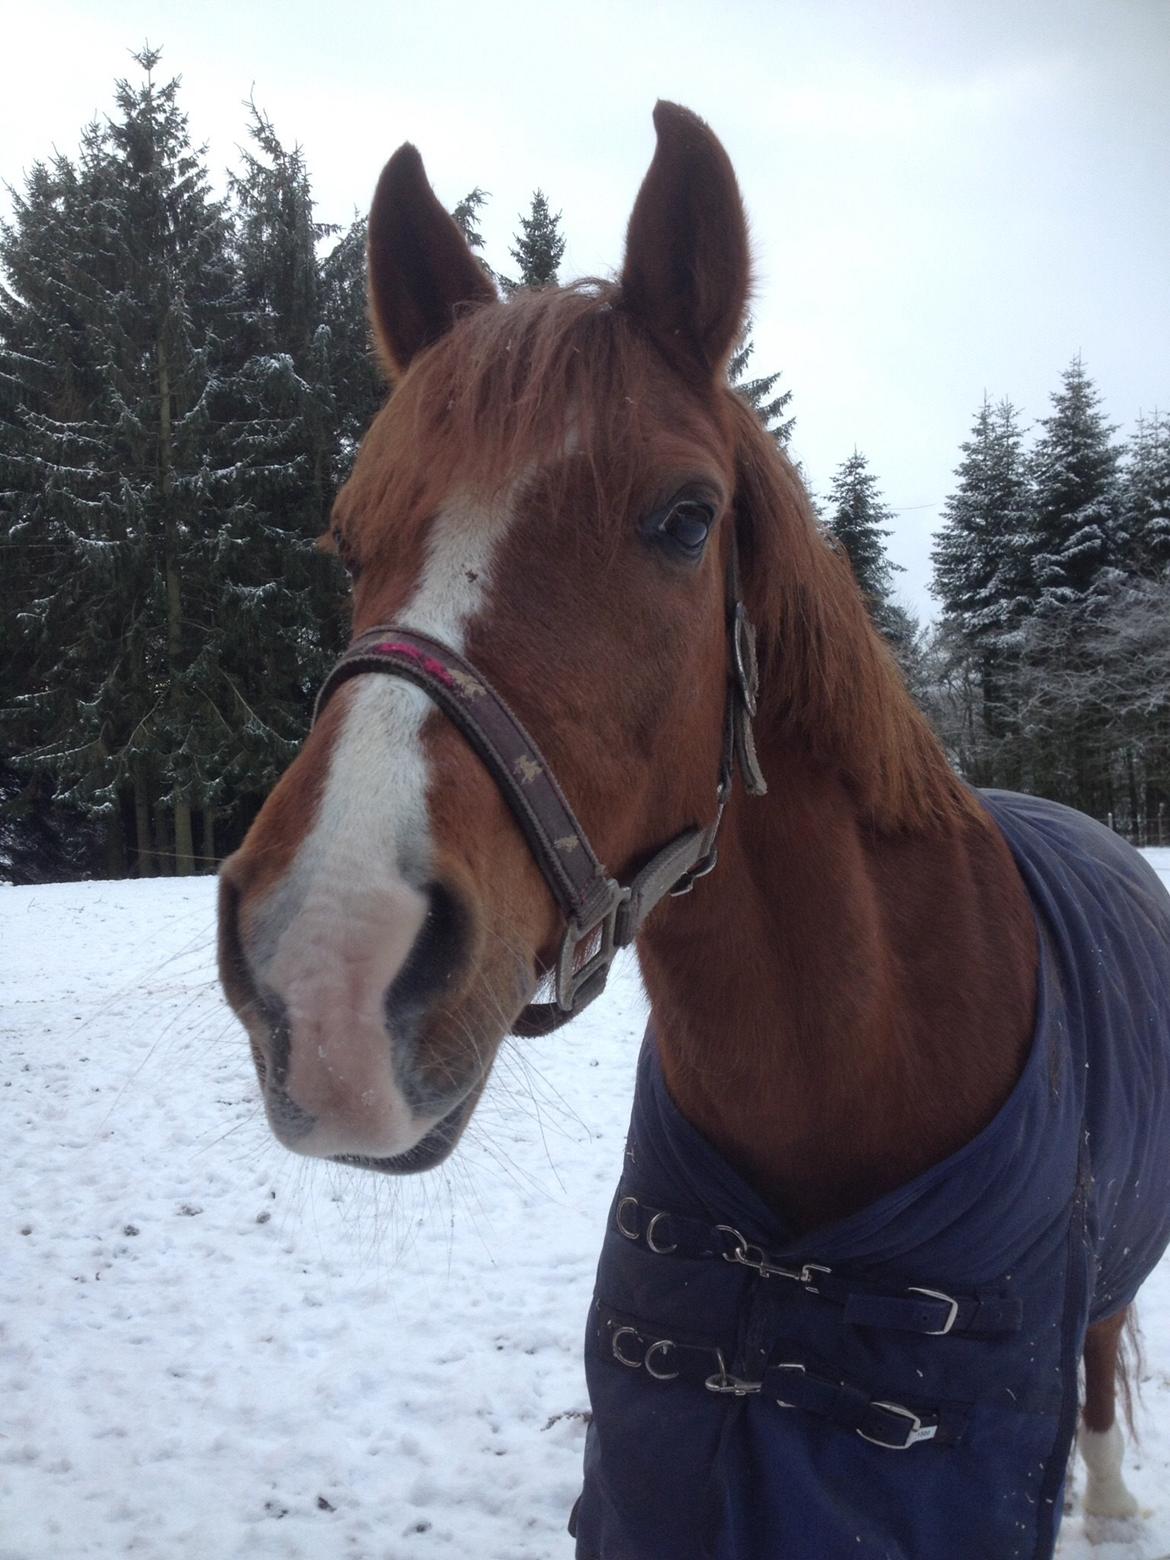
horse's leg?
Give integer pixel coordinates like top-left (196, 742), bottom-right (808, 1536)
top-left (1080, 1308), bottom-right (1140, 1521)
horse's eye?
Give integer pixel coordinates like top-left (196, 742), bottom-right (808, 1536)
top-left (656, 499), bottom-right (716, 558)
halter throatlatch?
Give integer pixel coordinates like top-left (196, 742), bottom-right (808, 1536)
top-left (312, 536), bottom-right (767, 1035)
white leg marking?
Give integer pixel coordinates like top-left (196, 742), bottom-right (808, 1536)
top-left (1081, 1421), bottom-right (1140, 1520)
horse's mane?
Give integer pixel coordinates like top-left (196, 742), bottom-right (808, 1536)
top-left (727, 394), bottom-right (978, 834)
top-left (373, 282), bottom-right (977, 836)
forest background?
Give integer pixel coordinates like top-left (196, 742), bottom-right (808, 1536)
top-left (1, 52), bottom-right (1167, 882)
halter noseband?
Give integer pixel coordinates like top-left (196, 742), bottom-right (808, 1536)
top-left (312, 536), bottom-right (767, 1035)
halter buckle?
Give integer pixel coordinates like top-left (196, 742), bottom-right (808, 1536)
top-left (554, 879), bottom-right (631, 1016)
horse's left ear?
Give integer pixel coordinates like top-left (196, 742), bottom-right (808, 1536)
top-left (620, 102), bottom-right (751, 378)
top-left (367, 142), bottom-right (497, 380)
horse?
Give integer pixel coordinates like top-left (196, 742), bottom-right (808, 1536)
top-left (217, 102), bottom-right (1170, 1558)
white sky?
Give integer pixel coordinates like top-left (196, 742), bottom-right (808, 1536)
top-left (3, 0), bottom-right (1168, 618)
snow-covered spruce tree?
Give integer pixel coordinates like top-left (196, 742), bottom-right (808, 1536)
top-left (451, 186), bottom-right (506, 291)
top-left (728, 327), bottom-right (794, 447)
top-left (198, 102), bottom-right (354, 860)
top-left (1027, 356), bottom-right (1124, 610)
top-left (508, 189), bottom-right (566, 289)
top-left (451, 186), bottom-right (488, 252)
top-left (1122, 410), bottom-right (1170, 577)
top-left (0, 143), bottom-right (118, 869)
top-left (930, 397), bottom-right (1033, 774)
top-left (823, 450), bottom-right (902, 636)
top-left (1010, 359), bottom-right (1126, 814)
top-left (318, 214), bottom-right (385, 477)
top-left (0, 53), bottom-right (241, 875)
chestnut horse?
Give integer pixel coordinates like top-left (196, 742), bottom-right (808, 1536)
top-left (218, 104), bottom-right (1170, 1557)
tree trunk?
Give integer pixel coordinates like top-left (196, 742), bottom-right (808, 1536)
top-left (173, 798), bottom-right (195, 875)
top-left (158, 333), bottom-right (193, 877)
top-left (202, 806), bottom-right (216, 867)
top-left (1126, 749), bottom-right (1140, 841)
top-left (153, 804), bottom-right (173, 875)
top-left (105, 811), bottom-right (128, 879)
top-left (134, 766), bottom-right (154, 877)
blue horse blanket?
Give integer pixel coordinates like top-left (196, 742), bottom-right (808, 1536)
top-left (572, 791), bottom-right (1170, 1560)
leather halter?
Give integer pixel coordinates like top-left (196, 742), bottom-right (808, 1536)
top-left (312, 535), bottom-right (767, 1035)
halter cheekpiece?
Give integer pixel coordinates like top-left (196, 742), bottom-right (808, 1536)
top-left (312, 535), bottom-right (767, 1034)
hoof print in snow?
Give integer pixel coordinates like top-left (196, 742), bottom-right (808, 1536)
top-left (263, 1500), bottom-right (288, 1519)
top-left (177, 1204), bottom-right (202, 1217)
top-left (122, 1224), bottom-right (139, 1236)
top-left (255, 1210), bottom-right (271, 1224)
top-left (316, 1495), bottom-right (335, 1511)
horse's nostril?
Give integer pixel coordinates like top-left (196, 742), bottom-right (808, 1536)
top-left (217, 868), bottom-right (287, 1087)
top-left (384, 880), bottom-right (471, 1038)
top-left (217, 871), bottom-right (257, 1020)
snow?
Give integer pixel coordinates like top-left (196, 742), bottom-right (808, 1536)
top-left (2, 865), bottom-right (1169, 1560)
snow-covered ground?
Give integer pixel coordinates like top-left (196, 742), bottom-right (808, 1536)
top-left (3, 858), bottom-right (1169, 1560)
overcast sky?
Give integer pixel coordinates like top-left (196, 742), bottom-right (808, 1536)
top-left (4, 0), bottom-right (1168, 618)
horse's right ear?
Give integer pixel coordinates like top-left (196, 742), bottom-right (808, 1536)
top-left (367, 143), bottom-right (497, 380)
top-left (620, 102), bottom-right (751, 379)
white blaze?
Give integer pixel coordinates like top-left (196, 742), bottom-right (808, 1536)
top-left (255, 491), bottom-right (518, 1158)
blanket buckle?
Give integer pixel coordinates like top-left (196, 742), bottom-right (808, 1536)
top-left (907, 1286), bottom-right (960, 1335)
top-left (858, 1401), bottom-right (939, 1450)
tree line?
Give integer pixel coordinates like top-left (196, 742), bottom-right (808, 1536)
top-left (926, 371), bottom-right (1168, 840)
top-left (1, 51), bottom-right (1165, 880)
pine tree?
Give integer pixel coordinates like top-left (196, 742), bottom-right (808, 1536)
top-left (0, 143), bottom-right (116, 867)
top-left (1122, 410), bottom-right (1170, 576)
top-left (0, 49), bottom-right (237, 873)
top-left (200, 102), bottom-right (354, 856)
top-left (932, 398), bottom-right (1033, 635)
top-left (824, 450), bottom-right (902, 630)
top-left (930, 398), bottom-right (1033, 758)
top-left (1028, 356), bottom-right (1124, 610)
top-left (728, 327), bottom-right (794, 446)
top-left (450, 187), bottom-right (504, 291)
top-left (451, 187), bottom-right (488, 251)
top-left (318, 214), bottom-right (385, 474)
top-left (509, 189), bottom-right (565, 289)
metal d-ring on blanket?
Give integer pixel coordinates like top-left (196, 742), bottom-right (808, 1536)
top-left (615, 1196), bottom-right (640, 1241)
top-left (644, 1340), bottom-right (680, 1381)
top-left (611, 1326), bottom-right (644, 1369)
top-left (610, 1326), bottom-right (681, 1382)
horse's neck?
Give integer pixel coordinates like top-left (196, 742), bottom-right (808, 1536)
top-left (638, 749), bottom-right (1037, 1233)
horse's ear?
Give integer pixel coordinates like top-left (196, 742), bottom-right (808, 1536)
top-left (367, 143), bottom-right (497, 379)
top-left (620, 102), bottom-right (751, 378)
